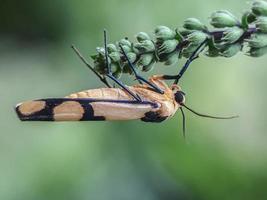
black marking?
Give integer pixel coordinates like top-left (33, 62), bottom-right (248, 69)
top-left (16, 98), bottom-right (159, 121)
top-left (80, 103), bottom-right (105, 121)
top-left (15, 103), bottom-right (54, 121)
top-left (141, 111), bottom-right (167, 123)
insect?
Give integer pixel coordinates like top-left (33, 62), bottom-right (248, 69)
top-left (15, 30), bottom-right (238, 137)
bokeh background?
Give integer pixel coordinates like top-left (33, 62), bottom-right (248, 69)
top-left (1, 0), bottom-right (267, 199)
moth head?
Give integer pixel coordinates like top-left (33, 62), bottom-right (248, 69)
top-left (171, 85), bottom-right (186, 105)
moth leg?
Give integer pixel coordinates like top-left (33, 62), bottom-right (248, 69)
top-left (71, 45), bottom-right (112, 88)
top-left (148, 75), bottom-right (170, 91)
top-left (119, 44), bottom-right (164, 94)
top-left (103, 30), bottom-right (142, 101)
top-left (161, 39), bottom-right (208, 84)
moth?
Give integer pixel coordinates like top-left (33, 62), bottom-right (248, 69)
top-left (15, 75), bottom-right (185, 123)
top-left (15, 74), bottom-right (236, 135)
top-left (15, 30), bottom-right (237, 137)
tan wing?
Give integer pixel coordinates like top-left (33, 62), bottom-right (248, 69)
top-left (15, 98), bottom-right (160, 121)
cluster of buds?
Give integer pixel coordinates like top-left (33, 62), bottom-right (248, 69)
top-left (178, 18), bottom-right (209, 58)
top-left (209, 10), bottom-right (243, 57)
top-left (92, 33), bottom-right (157, 78)
top-left (154, 26), bottom-right (179, 65)
top-left (245, 0), bottom-right (267, 56)
top-left (91, 0), bottom-right (267, 77)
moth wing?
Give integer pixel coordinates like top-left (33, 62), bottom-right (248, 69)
top-left (15, 98), bottom-right (159, 121)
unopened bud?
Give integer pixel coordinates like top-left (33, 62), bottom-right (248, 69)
top-left (247, 46), bottom-right (267, 57)
top-left (119, 38), bottom-right (132, 47)
top-left (182, 44), bottom-right (199, 58)
top-left (107, 44), bottom-right (117, 53)
top-left (183, 18), bottom-right (207, 31)
top-left (245, 33), bottom-right (267, 48)
top-left (255, 16), bottom-right (267, 33)
top-left (221, 27), bottom-right (244, 44)
top-left (252, 0), bottom-right (267, 16)
top-left (158, 39), bottom-right (178, 54)
top-left (186, 31), bottom-right (208, 45)
top-left (136, 32), bottom-right (151, 42)
top-left (96, 47), bottom-right (105, 56)
top-left (220, 43), bottom-right (242, 57)
top-left (138, 54), bottom-right (154, 67)
top-left (210, 10), bottom-right (239, 28)
top-left (155, 26), bottom-right (176, 40)
top-left (126, 52), bottom-right (136, 63)
top-left (109, 52), bottom-right (121, 62)
top-left (165, 52), bottom-right (179, 65)
top-left (111, 63), bottom-right (122, 78)
top-left (120, 45), bottom-right (131, 53)
top-left (133, 40), bottom-right (155, 53)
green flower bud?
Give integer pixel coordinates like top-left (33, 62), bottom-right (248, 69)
top-left (182, 44), bottom-right (199, 58)
top-left (183, 18), bottom-right (207, 31)
top-left (126, 52), bottom-right (137, 63)
top-left (158, 39), bottom-right (178, 55)
top-left (177, 28), bottom-right (194, 37)
top-left (120, 45), bottom-right (131, 53)
top-left (220, 27), bottom-right (244, 44)
top-left (133, 40), bottom-right (155, 53)
top-left (210, 10), bottom-right (239, 28)
top-left (136, 32), bottom-right (150, 42)
top-left (107, 44), bottom-right (117, 53)
top-left (109, 52), bottom-right (121, 62)
top-left (252, 0), bottom-right (267, 16)
top-left (155, 26), bottom-right (175, 40)
top-left (165, 52), bottom-right (179, 65)
top-left (245, 33), bottom-right (267, 48)
top-left (110, 63), bottom-right (122, 78)
top-left (142, 60), bottom-right (155, 72)
top-left (122, 52), bottom-right (137, 74)
top-left (220, 43), bottom-right (242, 57)
top-left (255, 16), bottom-right (267, 32)
top-left (138, 54), bottom-right (154, 67)
top-left (96, 47), bottom-right (105, 55)
top-left (247, 46), bottom-right (267, 57)
top-left (119, 38), bottom-right (132, 47)
top-left (186, 31), bottom-right (208, 45)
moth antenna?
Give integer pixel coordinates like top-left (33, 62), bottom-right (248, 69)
top-left (180, 107), bottom-right (186, 139)
top-left (181, 104), bottom-right (239, 119)
top-left (71, 44), bottom-right (112, 88)
top-left (103, 29), bottom-right (110, 73)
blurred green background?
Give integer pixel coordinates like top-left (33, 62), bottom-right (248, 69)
top-left (1, 0), bottom-right (267, 199)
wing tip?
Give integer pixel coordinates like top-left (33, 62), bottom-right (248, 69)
top-left (14, 100), bottom-right (54, 121)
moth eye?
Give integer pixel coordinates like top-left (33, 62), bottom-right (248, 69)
top-left (175, 91), bottom-right (185, 104)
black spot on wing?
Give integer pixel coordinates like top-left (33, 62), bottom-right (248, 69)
top-left (15, 103), bottom-right (54, 121)
top-left (80, 102), bottom-right (105, 121)
top-left (141, 111), bottom-right (167, 123)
